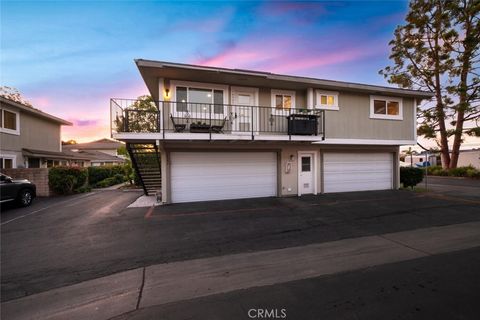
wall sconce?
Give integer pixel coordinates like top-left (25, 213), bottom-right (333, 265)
top-left (289, 154), bottom-right (295, 161)
top-left (164, 88), bottom-right (170, 99)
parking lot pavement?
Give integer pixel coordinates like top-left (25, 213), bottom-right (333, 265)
top-left (116, 247), bottom-right (480, 320)
top-left (2, 188), bottom-right (480, 303)
top-left (420, 176), bottom-right (480, 201)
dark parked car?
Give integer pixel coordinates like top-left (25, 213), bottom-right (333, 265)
top-left (0, 174), bottom-right (36, 207)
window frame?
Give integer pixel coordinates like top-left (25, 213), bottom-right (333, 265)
top-left (0, 107), bottom-right (20, 135)
top-left (369, 95), bottom-right (403, 120)
top-left (271, 89), bottom-right (296, 115)
top-left (171, 80), bottom-right (228, 118)
top-left (0, 154), bottom-right (17, 169)
top-left (315, 90), bottom-right (339, 110)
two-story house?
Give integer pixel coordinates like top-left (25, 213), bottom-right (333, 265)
top-left (110, 59), bottom-right (433, 203)
top-left (0, 96), bottom-right (90, 168)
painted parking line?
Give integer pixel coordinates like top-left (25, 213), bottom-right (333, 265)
top-left (0, 192), bottom-right (97, 226)
top-left (144, 205), bottom-right (155, 219)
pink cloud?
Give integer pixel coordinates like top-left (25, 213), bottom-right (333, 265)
top-left (193, 34), bottom-right (382, 76)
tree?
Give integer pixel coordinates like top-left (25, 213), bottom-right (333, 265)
top-left (62, 140), bottom-right (77, 145)
top-left (114, 95), bottom-right (158, 133)
top-left (447, 0), bottom-right (480, 167)
top-left (0, 86), bottom-right (32, 106)
top-left (380, 0), bottom-right (480, 169)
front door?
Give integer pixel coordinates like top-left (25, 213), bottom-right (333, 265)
top-left (298, 154), bottom-right (314, 195)
top-left (231, 88), bottom-right (257, 133)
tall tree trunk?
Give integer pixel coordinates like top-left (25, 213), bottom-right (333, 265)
top-left (433, 3), bottom-right (450, 168)
top-left (450, 4), bottom-right (473, 169)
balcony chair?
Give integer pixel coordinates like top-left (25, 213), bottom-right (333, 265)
top-left (170, 114), bottom-right (186, 132)
top-left (211, 117), bottom-right (228, 133)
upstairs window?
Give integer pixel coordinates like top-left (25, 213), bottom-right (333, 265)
top-left (0, 108), bottom-right (20, 135)
top-left (271, 90), bottom-right (295, 114)
top-left (315, 90), bottom-right (339, 110)
top-left (370, 96), bottom-right (403, 120)
top-left (173, 82), bottom-right (227, 116)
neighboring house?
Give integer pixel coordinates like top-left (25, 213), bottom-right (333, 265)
top-left (441, 149), bottom-right (480, 169)
top-left (0, 96), bottom-right (90, 168)
top-left (402, 153), bottom-right (438, 167)
top-left (63, 138), bottom-right (126, 166)
top-left (110, 59), bottom-right (433, 203)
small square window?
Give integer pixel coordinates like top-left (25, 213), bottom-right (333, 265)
top-left (327, 96), bottom-right (335, 105)
top-left (374, 100), bottom-right (386, 115)
top-left (320, 95), bottom-right (327, 105)
top-left (3, 110), bottom-right (16, 130)
top-left (4, 158), bottom-right (13, 169)
top-left (301, 156), bottom-right (311, 172)
top-left (275, 95), bottom-right (283, 109)
top-left (387, 101), bottom-right (399, 115)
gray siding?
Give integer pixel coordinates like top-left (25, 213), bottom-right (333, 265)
top-left (162, 79), bottom-right (416, 141)
top-left (324, 92), bottom-right (415, 140)
top-left (1, 111), bottom-right (61, 166)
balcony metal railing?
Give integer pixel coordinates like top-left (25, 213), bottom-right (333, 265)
top-left (111, 98), bottom-right (325, 140)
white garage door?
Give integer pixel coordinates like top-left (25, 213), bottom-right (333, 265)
top-left (324, 153), bottom-right (393, 193)
top-left (170, 152), bottom-right (277, 203)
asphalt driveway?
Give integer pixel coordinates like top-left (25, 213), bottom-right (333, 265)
top-left (1, 184), bottom-right (480, 303)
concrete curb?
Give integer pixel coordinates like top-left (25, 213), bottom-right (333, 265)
top-left (3, 221), bottom-right (480, 320)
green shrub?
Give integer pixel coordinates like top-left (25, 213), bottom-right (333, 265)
top-left (400, 167), bottom-right (424, 189)
top-left (427, 165), bottom-right (449, 176)
top-left (448, 166), bottom-right (471, 177)
top-left (94, 173), bottom-right (125, 188)
top-left (466, 168), bottom-right (480, 179)
top-left (75, 185), bottom-right (92, 193)
top-left (88, 165), bottom-right (129, 185)
top-left (49, 167), bottom-right (88, 194)
top-left (88, 166), bottom-right (113, 185)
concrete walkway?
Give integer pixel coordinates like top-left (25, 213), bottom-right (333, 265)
top-left (3, 221), bottom-right (480, 320)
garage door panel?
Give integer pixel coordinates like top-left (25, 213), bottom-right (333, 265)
top-left (324, 152), bottom-right (393, 193)
top-left (171, 152), bottom-right (277, 203)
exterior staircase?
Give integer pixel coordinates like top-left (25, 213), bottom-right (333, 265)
top-left (127, 143), bottom-right (161, 196)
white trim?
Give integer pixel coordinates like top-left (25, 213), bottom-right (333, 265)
top-left (0, 107), bottom-right (20, 135)
top-left (0, 152), bottom-right (17, 168)
top-left (231, 86), bottom-right (259, 134)
top-left (297, 151), bottom-right (318, 196)
top-left (113, 132), bottom-right (414, 145)
top-left (314, 138), bottom-right (416, 145)
top-left (315, 89), bottom-right (339, 111)
top-left (271, 89), bottom-right (296, 115)
top-left (307, 88), bottom-right (314, 109)
top-left (413, 98), bottom-right (417, 141)
top-left (369, 95), bottom-right (403, 121)
top-left (170, 80), bottom-right (229, 118)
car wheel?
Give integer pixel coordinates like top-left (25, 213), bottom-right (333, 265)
top-left (18, 189), bottom-right (33, 207)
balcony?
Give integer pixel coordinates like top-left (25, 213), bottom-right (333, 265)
top-left (110, 98), bottom-right (325, 141)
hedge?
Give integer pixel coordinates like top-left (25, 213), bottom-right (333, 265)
top-left (88, 165), bottom-right (128, 185)
top-left (94, 174), bottom-right (125, 188)
top-left (427, 165), bottom-right (480, 178)
top-left (400, 167), bottom-right (424, 189)
top-left (49, 167), bottom-right (88, 194)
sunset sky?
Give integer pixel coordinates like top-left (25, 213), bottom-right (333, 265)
top-left (2, 1), bottom-right (478, 148)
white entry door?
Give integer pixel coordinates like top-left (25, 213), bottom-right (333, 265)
top-left (323, 152), bottom-right (393, 193)
top-left (170, 152), bottom-right (277, 203)
top-left (298, 153), bottom-right (315, 195)
top-left (231, 87), bottom-right (258, 133)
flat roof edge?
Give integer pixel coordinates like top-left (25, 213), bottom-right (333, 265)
top-left (135, 59), bottom-right (434, 99)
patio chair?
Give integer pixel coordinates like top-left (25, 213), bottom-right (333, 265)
top-left (170, 114), bottom-right (186, 132)
top-left (211, 117), bottom-right (228, 133)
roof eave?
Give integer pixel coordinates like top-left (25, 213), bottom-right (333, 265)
top-left (135, 59), bottom-right (434, 99)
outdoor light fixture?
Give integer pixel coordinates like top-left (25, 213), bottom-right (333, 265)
top-left (164, 88), bottom-right (170, 98)
top-left (290, 155), bottom-right (295, 161)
